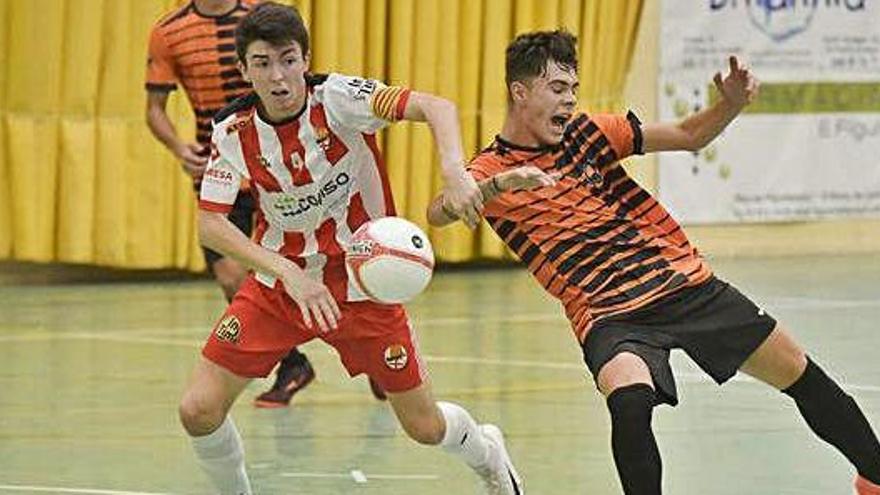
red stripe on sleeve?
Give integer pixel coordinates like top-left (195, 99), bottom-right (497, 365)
top-left (199, 200), bottom-right (234, 213)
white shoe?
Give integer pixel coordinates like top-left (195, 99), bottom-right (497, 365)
top-left (475, 424), bottom-right (524, 495)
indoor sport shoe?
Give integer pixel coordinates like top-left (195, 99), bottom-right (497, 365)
top-left (475, 424), bottom-right (524, 495)
top-left (254, 355), bottom-right (315, 408)
top-left (856, 475), bottom-right (880, 495)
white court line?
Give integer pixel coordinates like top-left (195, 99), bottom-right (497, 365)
top-left (8, 327), bottom-right (880, 395)
top-left (363, 474), bottom-right (440, 480)
top-left (3, 330), bottom-right (880, 393)
top-left (279, 472), bottom-right (351, 479)
top-left (3, 312), bottom-right (879, 395)
top-left (0, 485), bottom-right (176, 495)
top-left (280, 472), bottom-right (439, 483)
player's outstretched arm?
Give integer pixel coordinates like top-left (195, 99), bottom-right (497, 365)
top-left (198, 212), bottom-right (340, 332)
top-left (402, 92), bottom-right (484, 229)
top-left (427, 166), bottom-right (558, 227)
top-left (642, 55), bottom-right (759, 154)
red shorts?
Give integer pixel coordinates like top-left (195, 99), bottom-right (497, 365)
top-left (202, 276), bottom-right (428, 393)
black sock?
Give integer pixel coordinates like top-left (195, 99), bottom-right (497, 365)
top-left (607, 384), bottom-right (663, 495)
top-left (783, 357), bottom-right (880, 484)
top-left (280, 348), bottom-right (308, 368)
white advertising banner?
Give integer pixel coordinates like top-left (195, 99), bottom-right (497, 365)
top-left (658, 0), bottom-right (880, 224)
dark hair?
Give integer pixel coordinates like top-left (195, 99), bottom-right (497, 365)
top-left (505, 30), bottom-right (578, 90)
top-left (235, 2), bottom-right (310, 65)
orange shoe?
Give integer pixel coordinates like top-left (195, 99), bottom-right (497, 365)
top-left (856, 476), bottom-right (880, 495)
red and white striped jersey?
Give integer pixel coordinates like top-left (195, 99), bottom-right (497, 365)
top-left (199, 73), bottom-right (411, 302)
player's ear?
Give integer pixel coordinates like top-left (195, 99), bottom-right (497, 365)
top-left (510, 80), bottom-right (528, 103)
top-left (238, 60), bottom-right (250, 83)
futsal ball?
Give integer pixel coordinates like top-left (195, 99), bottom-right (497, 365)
top-left (346, 217), bottom-right (435, 304)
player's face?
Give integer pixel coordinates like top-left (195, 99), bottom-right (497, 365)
top-left (514, 62), bottom-right (578, 146)
top-left (240, 40), bottom-right (310, 120)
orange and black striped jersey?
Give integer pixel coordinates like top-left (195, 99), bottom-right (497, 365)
top-left (467, 112), bottom-right (713, 342)
top-left (146, 0), bottom-right (257, 148)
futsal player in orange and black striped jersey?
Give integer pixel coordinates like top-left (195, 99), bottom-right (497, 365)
top-left (147, 0), bottom-right (257, 160)
top-left (145, 0), bottom-right (380, 409)
top-left (429, 30), bottom-right (880, 495)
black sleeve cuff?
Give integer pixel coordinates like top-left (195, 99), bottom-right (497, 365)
top-left (145, 82), bottom-right (177, 93)
top-left (626, 110), bottom-right (644, 155)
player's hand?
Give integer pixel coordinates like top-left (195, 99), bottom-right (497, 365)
top-left (713, 56), bottom-right (759, 109)
top-left (496, 166), bottom-right (559, 192)
top-left (442, 168), bottom-right (484, 230)
top-left (280, 266), bottom-right (341, 333)
top-left (176, 142), bottom-right (209, 178)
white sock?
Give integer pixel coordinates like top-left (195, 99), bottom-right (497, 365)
top-left (191, 416), bottom-right (253, 495)
top-left (438, 401), bottom-right (490, 468)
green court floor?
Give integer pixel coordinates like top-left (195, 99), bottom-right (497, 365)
top-left (1, 255), bottom-right (877, 494)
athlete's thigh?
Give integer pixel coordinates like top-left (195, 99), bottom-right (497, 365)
top-left (739, 325), bottom-right (807, 390)
top-left (597, 351), bottom-right (655, 397)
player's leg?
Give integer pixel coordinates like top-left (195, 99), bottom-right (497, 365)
top-left (595, 352), bottom-right (662, 495)
top-left (179, 357), bottom-right (253, 495)
top-left (328, 301), bottom-right (521, 494)
top-left (740, 325), bottom-right (880, 491)
top-left (207, 193), bottom-right (314, 408)
top-left (184, 276), bottom-right (314, 494)
top-left (387, 383), bottom-right (523, 495)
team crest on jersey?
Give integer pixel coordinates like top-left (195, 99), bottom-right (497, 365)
top-left (258, 155), bottom-right (271, 168)
top-left (215, 315), bottom-right (242, 344)
top-left (384, 344), bottom-right (408, 371)
top-left (315, 126), bottom-right (331, 151)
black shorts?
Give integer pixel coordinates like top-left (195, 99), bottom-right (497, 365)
top-left (202, 193), bottom-right (255, 268)
top-left (581, 277), bottom-right (776, 407)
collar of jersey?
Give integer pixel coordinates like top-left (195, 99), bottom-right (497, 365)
top-left (255, 94), bottom-right (308, 127)
top-left (192, 0), bottom-right (242, 19)
top-left (495, 134), bottom-right (562, 155)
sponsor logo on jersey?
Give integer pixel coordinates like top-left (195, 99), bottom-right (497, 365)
top-left (215, 315), bottom-right (241, 344)
top-left (384, 344), bottom-right (408, 371)
top-left (272, 171), bottom-right (351, 218)
top-left (226, 115), bottom-right (253, 135)
top-left (204, 168), bottom-right (235, 185)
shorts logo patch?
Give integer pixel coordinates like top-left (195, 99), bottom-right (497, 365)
top-left (215, 315), bottom-right (241, 344)
top-left (384, 344), bottom-right (408, 371)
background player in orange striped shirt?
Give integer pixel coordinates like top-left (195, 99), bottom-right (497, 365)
top-left (145, 0), bottom-right (386, 407)
top-left (429, 30), bottom-right (880, 495)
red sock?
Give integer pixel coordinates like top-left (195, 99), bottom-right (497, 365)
top-left (856, 476), bottom-right (880, 495)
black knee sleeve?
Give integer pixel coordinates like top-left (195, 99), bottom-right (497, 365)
top-left (783, 357), bottom-right (880, 483)
top-left (607, 384), bottom-right (662, 495)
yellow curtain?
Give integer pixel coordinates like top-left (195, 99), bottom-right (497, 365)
top-left (0, 0), bottom-right (643, 271)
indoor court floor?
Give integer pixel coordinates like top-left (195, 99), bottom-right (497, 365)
top-left (1, 255), bottom-right (878, 494)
